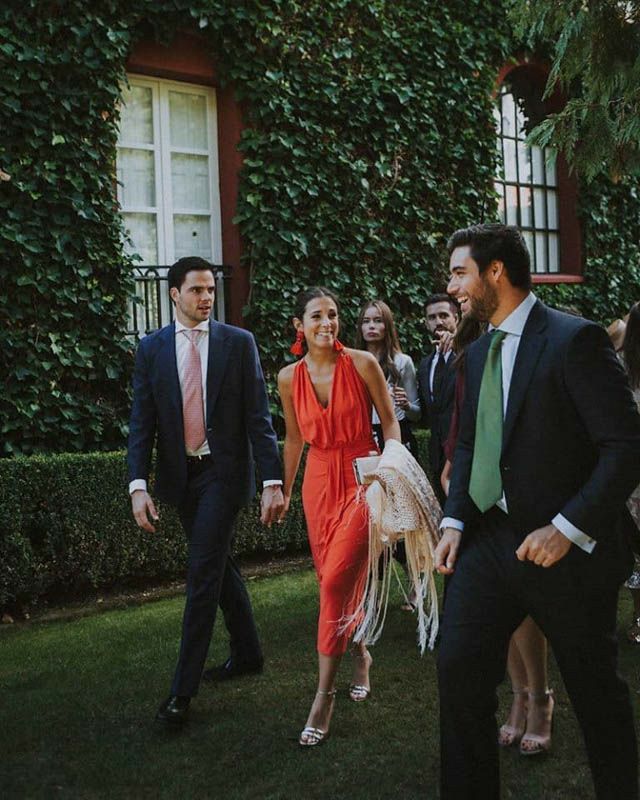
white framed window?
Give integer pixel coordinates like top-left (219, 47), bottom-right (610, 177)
top-left (494, 83), bottom-right (560, 274)
top-left (117, 75), bottom-right (223, 267)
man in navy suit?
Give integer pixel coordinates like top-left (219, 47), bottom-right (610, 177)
top-left (128, 256), bottom-right (284, 725)
top-left (435, 225), bottom-right (640, 798)
top-left (417, 293), bottom-right (459, 502)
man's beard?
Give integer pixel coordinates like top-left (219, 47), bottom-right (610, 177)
top-left (469, 278), bottom-right (498, 322)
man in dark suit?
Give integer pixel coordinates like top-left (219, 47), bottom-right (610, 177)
top-left (435, 224), bottom-right (640, 799)
top-left (417, 293), bottom-right (459, 502)
top-left (128, 256), bottom-right (284, 726)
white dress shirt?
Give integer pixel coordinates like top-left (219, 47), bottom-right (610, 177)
top-left (441, 292), bottom-right (595, 554)
top-left (129, 319), bottom-right (281, 494)
top-left (428, 349), bottom-right (453, 396)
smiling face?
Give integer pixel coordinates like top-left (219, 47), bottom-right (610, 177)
top-left (360, 304), bottom-right (386, 345)
top-left (170, 269), bottom-right (215, 327)
top-left (447, 245), bottom-right (498, 323)
top-left (295, 296), bottom-right (339, 351)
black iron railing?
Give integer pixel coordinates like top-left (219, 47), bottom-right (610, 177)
top-left (127, 265), bottom-right (230, 338)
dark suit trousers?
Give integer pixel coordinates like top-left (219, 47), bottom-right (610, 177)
top-left (438, 508), bottom-right (638, 800)
top-left (170, 463), bottom-right (262, 697)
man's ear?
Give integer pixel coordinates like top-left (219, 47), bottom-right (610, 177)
top-left (169, 286), bottom-right (179, 305)
top-left (489, 259), bottom-right (505, 282)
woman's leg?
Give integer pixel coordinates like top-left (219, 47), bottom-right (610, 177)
top-left (299, 653), bottom-right (341, 743)
top-left (349, 639), bottom-right (373, 701)
top-left (517, 616), bottom-right (554, 754)
top-left (498, 630), bottom-right (528, 746)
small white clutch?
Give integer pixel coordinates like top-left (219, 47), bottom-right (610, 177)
top-left (352, 455), bottom-right (381, 486)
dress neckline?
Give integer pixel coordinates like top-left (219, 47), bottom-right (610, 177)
top-left (300, 353), bottom-right (344, 412)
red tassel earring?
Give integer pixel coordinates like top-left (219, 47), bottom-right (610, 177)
top-left (333, 339), bottom-right (344, 352)
top-left (290, 329), bottom-right (305, 356)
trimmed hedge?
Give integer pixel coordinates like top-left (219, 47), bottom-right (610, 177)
top-left (0, 432), bottom-right (430, 610)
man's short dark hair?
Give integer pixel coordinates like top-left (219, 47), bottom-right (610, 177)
top-left (168, 257), bottom-right (216, 293)
top-left (424, 292), bottom-right (459, 317)
top-left (446, 223), bottom-right (532, 291)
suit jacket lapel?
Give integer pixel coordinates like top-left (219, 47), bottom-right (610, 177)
top-left (159, 323), bottom-right (184, 439)
top-left (206, 321), bottom-right (231, 422)
top-left (502, 301), bottom-right (548, 451)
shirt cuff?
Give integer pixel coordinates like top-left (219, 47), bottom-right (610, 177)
top-left (440, 516), bottom-right (464, 532)
top-left (552, 513), bottom-right (596, 554)
top-left (129, 479), bottom-right (147, 495)
top-left (262, 480), bottom-right (283, 488)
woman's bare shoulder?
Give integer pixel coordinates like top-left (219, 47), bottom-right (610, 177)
top-left (346, 348), bottom-right (377, 369)
top-left (278, 361), bottom-right (298, 388)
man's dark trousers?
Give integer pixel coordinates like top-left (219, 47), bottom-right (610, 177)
top-left (438, 508), bottom-right (638, 800)
top-left (170, 460), bottom-right (261, 698)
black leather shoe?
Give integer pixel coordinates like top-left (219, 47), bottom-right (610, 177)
top-left (156, 695), bottom-right (190, 725)
top-left (202, 657), bottom-right (264, 682)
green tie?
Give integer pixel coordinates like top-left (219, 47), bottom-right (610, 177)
top-left (469, 330), bottom-right (507, 512)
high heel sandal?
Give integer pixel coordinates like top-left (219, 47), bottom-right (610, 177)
top-left (298, 689), bottom-right (336, 747)
top-left (349, 648), bottom-right (372, 702)
top-left (498, 687), bottom-right (528, 748)
top-left (520, 689), bottom-right (554, 756)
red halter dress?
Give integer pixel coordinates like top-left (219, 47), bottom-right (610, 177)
top-left (292, 350), bottom-right (378, 656)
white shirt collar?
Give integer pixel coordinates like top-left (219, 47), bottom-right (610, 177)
top-left (175, 319), bottom-right (209, 335)
top-left (490, 292), bottom-right (537, 337)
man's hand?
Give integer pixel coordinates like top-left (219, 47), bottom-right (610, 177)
top-left (516, 524), bottom-right (571, 567)
top-left (435, 527), bottom-right (462, 575)
top-left (131, 490), bottom-right (159, 533)
top-left (436, 330), bottom-right (455, 354)
top-left (260, 485), bottom-right (285, 527)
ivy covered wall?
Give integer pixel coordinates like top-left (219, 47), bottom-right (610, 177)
top-left (1, 0), bottom-right (639, 454)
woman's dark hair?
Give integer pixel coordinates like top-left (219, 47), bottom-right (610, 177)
top-left (447, 223), bottom-right (532, 291)
top-left (623, 301), bottom-right (640, 390)
top-left (293, 286), bottom-right (340, 320)
top-left (452, 315), bottom-right (486, 371)
top-left (355, 299), bottom-right (401, 382)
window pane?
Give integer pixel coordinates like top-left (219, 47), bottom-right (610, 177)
top-left (172, 154), bottom-right (210, 210)
top-left (523, 230), bottom-right (535, 268)
top-left (546, 152), bottom-right (558, 186)
top-left (505, 185), bottom-right (518, 225)
top-left (503, 139), bottom-right (517, 181)
top-left (549, 233), bottom-right (559, 272)
top-left (532, 146), bottom-right (545, 185)
top-left (170, 91), bottom-right (207, 149)
top-left (547, 191), bottom-right (559, 230)
top-left (533, 188), bottom-right (547, 228)
top-left (495, 182), bottom-right (506, 223)
top-left (515, 102), bottom-right (528, 139)
top-left (174, 215), bottom-right (212, 260)
top-left (120, 85), bottom-right (153, 145)
top-left (501, 91), bottom-right (517, 138)
top-left (123, 212), bottom-right (158, 264)
top-left (117, 148), bottom-right (155, 207)
top-left (517, 142), bottom-right (531, 183)
top-left (519, 186), bottom-right (532, 227)
top-left (535, 232), bottom-right (547, 272)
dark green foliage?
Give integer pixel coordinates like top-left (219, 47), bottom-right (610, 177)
top-left (536, 177), bottom-right (640, 322)
top-left (0, 431), bottom-right (429, 610)
top-left (510, 0), bottom-right (640, 181)
top-left (0, 449), bottom-right (308, 610)
top-left (2, 0), bottom-right (639, 453)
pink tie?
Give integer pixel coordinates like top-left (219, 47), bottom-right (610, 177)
top-left (182, 329), bottom-right (206, 452)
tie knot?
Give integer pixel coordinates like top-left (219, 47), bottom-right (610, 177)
top-left (490, 330), bottom-right (506, 350)
top-left (184, 329), bottom-right (201, 344)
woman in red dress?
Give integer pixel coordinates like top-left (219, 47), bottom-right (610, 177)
top-left (278, 287), bottom-right (401, 746)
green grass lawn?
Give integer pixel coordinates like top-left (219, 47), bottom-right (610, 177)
top-left (1, 567), bottom-right (638, 800)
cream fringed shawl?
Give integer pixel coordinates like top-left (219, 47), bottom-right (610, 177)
top-left (347, 438), bottom-right (442, 653)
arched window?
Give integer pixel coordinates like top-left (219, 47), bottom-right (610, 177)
top-left (494, 62), bottom-right (583, 283)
